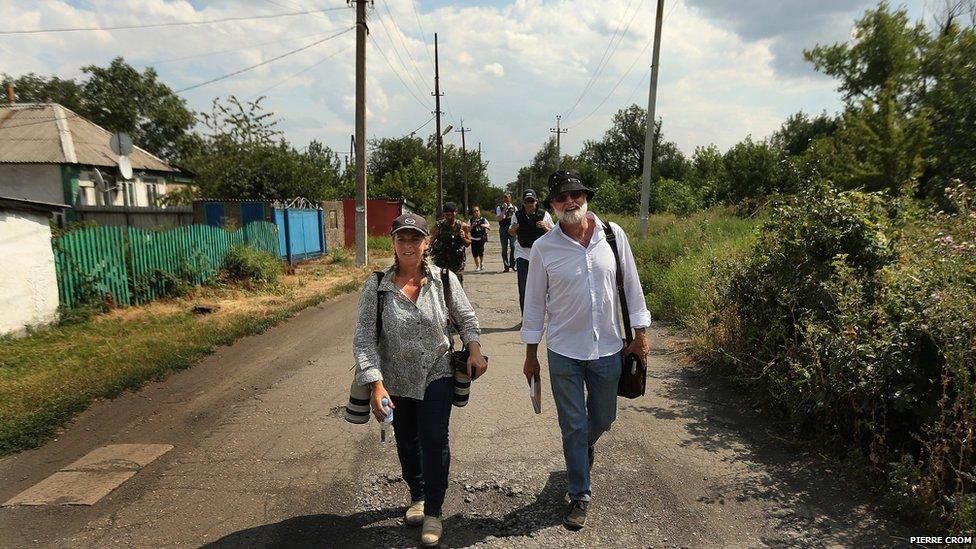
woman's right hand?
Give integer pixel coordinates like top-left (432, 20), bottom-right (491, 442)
top-left (370, 381), bottom-right (394, 423)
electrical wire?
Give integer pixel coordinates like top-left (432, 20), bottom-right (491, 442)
top-left (175, 26), bottom-right (354, 93)
top-left (561, 0), bottom-right (644, 119)
top-left (369, 5), bottom-right (432, 102)
top-left (249, 43), bottom-right (353, 98)
top-left (407, 114), bottom-right (436, 136)
top-left (0, 5), bottom-right (350, 35)
top-left (380, 1), bottom-right (430, 93)
top-left (368, 33), bottom-right (433, 110)
top-left (145, 29), bottom-right (335, 66)
top-left (410, 0), bottom-right (437, 74)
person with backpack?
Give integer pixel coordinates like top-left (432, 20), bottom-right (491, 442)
top-left (507, 188), bottom-right (553, 314)
top-left (468, 205), bottom-right (491, 272)
top-left (430, 202), bottom-right (472, 285)
top-left (495, 192), bottom-right (517, 272)
top-left (353, 212), bottom-right (487, 547)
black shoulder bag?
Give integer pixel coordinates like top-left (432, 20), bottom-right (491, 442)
top-left (603, 222), bottom-right (647, 399)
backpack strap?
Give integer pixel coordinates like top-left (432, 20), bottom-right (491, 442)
top-left (374, 271), bottom-right (386, 341)
top-left (603, 222), bottom-right (633, 345)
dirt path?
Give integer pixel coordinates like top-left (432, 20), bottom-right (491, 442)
top-left (0, 226), bottom-right (910, 548)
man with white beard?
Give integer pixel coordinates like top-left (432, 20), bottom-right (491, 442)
top-left (519, 170), bottom-right (651, 530)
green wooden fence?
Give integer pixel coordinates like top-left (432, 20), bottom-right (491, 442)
top-left (52, 221), bottom-right (279, 308)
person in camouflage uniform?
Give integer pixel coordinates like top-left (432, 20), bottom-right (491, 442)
top-left (430, 202), bottom-right (472, 285)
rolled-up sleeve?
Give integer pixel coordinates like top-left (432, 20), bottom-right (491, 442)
top-left (445, 270), bottom-right (480, 346)
top-left (352, 275), bottom-right (384, 385)
top-left (520, 244), bottom-right (547, 344)
top-left (612, 223), bottom-right (652, 329)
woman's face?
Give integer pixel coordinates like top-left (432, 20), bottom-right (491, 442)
top-left (393, 229), bottom-right (428, 268)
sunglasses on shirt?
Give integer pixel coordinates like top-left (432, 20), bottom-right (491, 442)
top-left (552, 190), bottom-right (586, 203)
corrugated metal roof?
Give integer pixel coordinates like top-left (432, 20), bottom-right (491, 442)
top-left (0, 103), bottom-right (179, 173)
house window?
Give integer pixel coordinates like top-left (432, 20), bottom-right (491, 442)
top-left (144, 178), bottom-right (160, 207)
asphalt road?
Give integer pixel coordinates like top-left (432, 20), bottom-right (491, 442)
top-left (0, 224), bottom-right (910, 548)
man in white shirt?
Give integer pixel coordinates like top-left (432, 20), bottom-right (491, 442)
top-left (520, 170), bottom-right (651, 530)
top-left (495, 193), bottom-right (517, 272)
top-left (507, 188), bottom-right (553, 314)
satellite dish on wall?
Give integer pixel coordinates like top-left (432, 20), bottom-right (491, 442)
top-left (109, 132), bottom-right (134, 156)
top-left (117, 155), bottom-right (133, 180)
top-left (92, 167), bottom-right (116, 191)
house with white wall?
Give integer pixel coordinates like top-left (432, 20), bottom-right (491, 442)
top-left (0, 103), bottom-right (195, 227)
top-left (0, 196), bottom-right (67, 336)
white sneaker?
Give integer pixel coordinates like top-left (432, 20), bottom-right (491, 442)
top-left (404, 499), bottom-right (425, 526)
top-left (421, 516), bottom-right (443, 546)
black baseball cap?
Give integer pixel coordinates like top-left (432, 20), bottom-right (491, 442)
top-left (443, 202), bottom-right (457, 212)
top-left (523, 188), bottom-right (538, 201)
top-left (390, 213), bottom-right (429, 236)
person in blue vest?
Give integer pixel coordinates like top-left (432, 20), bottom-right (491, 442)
top-left (507, 188), bottom-right (553, 314)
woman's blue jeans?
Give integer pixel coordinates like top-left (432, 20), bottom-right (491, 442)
top-left (390, 376), bottom-right (453, 517)
top-left (547, 349), bottom-right (621, 502)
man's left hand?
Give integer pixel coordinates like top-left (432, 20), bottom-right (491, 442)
top-left (624, 330), bottom-right (649, 364)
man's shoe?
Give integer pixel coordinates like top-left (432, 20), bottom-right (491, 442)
top-left (588, 445), bottom-right (595, 471)
top-left (404, 500), bottom-right (425, 526)
top-left (503, 267), bottom-right (509, 272)
top-left (420, 515), bottom-right (443, 546)
top-left (564, 500), bottom-right (588, 530)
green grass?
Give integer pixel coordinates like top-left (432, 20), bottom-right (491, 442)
top-left (367, 235), bottom-right (393, 253)
top-left (0, 275), bottom-right (365, 455)
top-left (607, 208), bottom-right (761, 323)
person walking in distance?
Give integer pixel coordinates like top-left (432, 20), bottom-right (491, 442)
top-left (496, 192), bottom-right (517, 272)
top-left (520, 170), bottom-right (651, 530)
top-left (353, 213), bottom-right (487, 546)
top-left (430, 202), bottom-right (471, 285)
top-left (469, 205), bottom-right (490, 272)
top-left (507, 188), bottom-right (552, 314)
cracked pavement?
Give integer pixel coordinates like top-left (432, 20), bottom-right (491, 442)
top-left (0, 225), bottom-right (910, 547)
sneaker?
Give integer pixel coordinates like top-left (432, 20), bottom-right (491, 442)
top-left (404, 500), bottom-right (425, 526)
top-left (564, 499), bottom-right (588, 530)
top-left (420, 515), bottom-right (443, 546)
top-left (588, 445), bottom-right (595, 471)
top-left (503, 267), bottom-right (509, 272)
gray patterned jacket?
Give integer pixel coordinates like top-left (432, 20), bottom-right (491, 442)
top-left (353, 265), bottom-right (480, 399)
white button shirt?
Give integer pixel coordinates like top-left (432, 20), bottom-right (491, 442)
top-left (520, 212), bottom-right (651, 360)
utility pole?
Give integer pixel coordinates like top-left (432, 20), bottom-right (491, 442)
top-left (352, 0), bottom-right (369, 266)
top-left (433, 33), bottom-right (444, 219)
top-left (456, 120), bottom-right (470, 215)
top-left (639, 0), bottom-right (665, 238)
top-left (550, 115), bottom-right (567, 168)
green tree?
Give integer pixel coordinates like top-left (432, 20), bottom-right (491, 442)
top-left (579, 104), bottom-right (688, 185)
top-left (3, 57), bottom-right (201, 162)
top-left (804, 2), bottom-right (928, 107)
top-left (769, 111), bottom-right (839, 157)
top-left (688, 144), bottom-right (727, 206)
top-left (722, 137), bottom-right (780, 203)
top-left (374, 157), bottom-right (438, 214)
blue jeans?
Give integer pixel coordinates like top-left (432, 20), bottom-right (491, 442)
top-left (499, 229), bottom-right (515, 270)
top-left (547, 349), bottom-right (622, 502)
top-left (390, 376), bottom-right (453, 517)
top-left (516, 258), bottom-right (529, 314)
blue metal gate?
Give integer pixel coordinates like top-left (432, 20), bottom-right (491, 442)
top-left (273, 206), bottom-right (326, 264)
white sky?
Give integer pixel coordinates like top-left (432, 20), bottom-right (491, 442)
top-left (1, 0), bottom-right (928, 186)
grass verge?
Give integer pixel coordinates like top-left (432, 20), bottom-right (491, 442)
top-left (0, 256), bottom-right (382, 455)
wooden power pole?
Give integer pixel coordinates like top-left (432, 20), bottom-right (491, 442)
top-left (353, 0), bottom-right (368, 266)
top-left (550, 115), bottom-right (566, 168)
top-left (639, 0), bottom-right (665, 238)
top-left (433, 33), bottom-right (444, 219)
top-left (456, 120), bottom-right (470, 215)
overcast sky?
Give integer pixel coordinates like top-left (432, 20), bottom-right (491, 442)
top-left (2, 0), bottom-right (928, 187)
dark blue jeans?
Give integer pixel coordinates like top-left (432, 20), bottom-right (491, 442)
top-left (391, 376), bottom-right (453, 517)
top-left (516, 257), bottom-right (529, 314)
top-left (499, 229), bottom-right (515, 270)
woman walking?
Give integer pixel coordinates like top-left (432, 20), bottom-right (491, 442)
top-left (353, 213), bottom-right (488, 546)
top-left (469, 206), bottom-right (490, 272)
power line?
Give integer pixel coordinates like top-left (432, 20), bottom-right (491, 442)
top-left (145, 29), bottom-right (334, 66)
top-left (369, 5), bottom-right (431, 102)
top-left (249, 43), bottom-right (353, 98)
top-left (407, 114), bottom-right (437, 136)
top-left (368, 33), bottom-right (433, 110)
top-left (380, 1), bottom-right (430, 95)
top-left (175, 26), bottom-right (354, 93)
top-left (562, 0), bottom-right (643, 119)
top-left (410, 0), bottom-right (437, 74)
top-left (0, 5), bottom-right (350, 35)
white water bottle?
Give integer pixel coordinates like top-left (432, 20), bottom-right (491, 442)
top-left (380, 397), bottom-right (394, 443)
